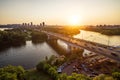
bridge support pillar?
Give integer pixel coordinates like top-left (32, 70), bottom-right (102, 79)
top-left (47, 35), bottom-right (51, 40)
top-left (67, 44), bottom-right (71, 53)
top-left (67, 44), bottom-right (76, 54)
top-left (47, 35), bottom-right (57, 43)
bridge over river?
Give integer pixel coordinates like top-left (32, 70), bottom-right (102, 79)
top-left (42, 30), bottom-right (120, 63)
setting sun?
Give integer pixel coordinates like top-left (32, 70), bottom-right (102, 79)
top-left (68, 15), bottom-right (82, 26)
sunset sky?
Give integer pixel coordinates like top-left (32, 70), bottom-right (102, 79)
top-left (0, 0), bottom-right (120, 25)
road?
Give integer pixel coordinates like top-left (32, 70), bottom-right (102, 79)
top-left (42, 30), bottom-right (120, 62)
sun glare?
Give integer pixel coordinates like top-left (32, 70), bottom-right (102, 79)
top-left (68, 15), bottom-right (82, 26)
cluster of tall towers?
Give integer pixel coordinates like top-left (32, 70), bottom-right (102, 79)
top-left (22, 22), bottom-right (45, 27)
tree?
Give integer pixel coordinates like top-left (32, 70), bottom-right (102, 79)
top-left (0, 73), bottom-right (17, 80)
top-left (36, 61), bottom-right (45, 71)
top-left (104, 77), bottom-right (115, 80)
top-left (48, 67), bottom-right (58, 79)
top-left (31, 31), bottom-right (47, 44)
top-left (112, 72), bottom-right (120, 80)
top-left (43, 63), bottom-right (51, 72)
top-left (0, 65), bottom-right (25, 80)
top-left (58, 73), bottom-right (67, 80)
top-left (70, 73), bottom-right (91, 80)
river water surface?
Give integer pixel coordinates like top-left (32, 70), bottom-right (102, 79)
top-left (0, 41), bottom-right (58, 69)
top-left (74, 30), bottom-right (120, 47)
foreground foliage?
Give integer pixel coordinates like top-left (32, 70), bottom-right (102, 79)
top-left (36, 60), bottom-right (120, 80)
top-left (25, 69), bottom-right (51, 80)
top-left (0, 62), bottom-right (120, 80)
top-left (0, 65), bottom-right (25, 80)
top-left (36, 61), bottom-right (91, 80)
top-left (36, 55), bottom-right (120, 80)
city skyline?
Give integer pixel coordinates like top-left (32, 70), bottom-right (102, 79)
top-left (0, 0), bottom-right (120, 25)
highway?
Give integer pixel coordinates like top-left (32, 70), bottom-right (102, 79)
top-left (42, 30), bottom-right (120, 62)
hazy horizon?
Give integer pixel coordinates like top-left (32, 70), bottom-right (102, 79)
top-left (0, 0), bottom-right (120, 25)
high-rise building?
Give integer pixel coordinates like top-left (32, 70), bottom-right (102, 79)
top-left (40, 23), bottom-right (42, 26)
top-left (22, 23), bottom-right (24, 26)
top-left (42, 22), bottom-right (45, 27)
top-left (31, 22), bottom-right (33, 26)
top-left (28, 23), bottom-right (29, 26)
top-left (25, 23), bottom-right (27, 26)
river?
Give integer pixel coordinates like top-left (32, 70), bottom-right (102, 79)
top-left (0, 28), bottom-right (12, 31)
top-left (0, 29), bottom-right (120, 69)
top-left (74, 30), bottom-right (120, 47)
top-left (0, 41), bottom-right (58, 69)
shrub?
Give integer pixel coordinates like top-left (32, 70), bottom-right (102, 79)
top-left (0, 65), bottom-right (25, 80)
top-left (36, 61), bottom-right (45, 71)
top-left (112, 72), bottom-right (120, 80)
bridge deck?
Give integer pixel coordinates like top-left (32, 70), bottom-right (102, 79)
top-left (42, 31), bottom-right (120, 62)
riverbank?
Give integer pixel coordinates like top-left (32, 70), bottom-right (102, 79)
top-left (80, 27), bottom-right (120, 35)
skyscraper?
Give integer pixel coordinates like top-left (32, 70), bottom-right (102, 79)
top-left (31, 22), bottom-right (33, 26)
top-left (42, 22), bottom-right (45, 27)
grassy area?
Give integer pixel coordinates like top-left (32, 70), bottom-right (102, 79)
top-left (43, 26), bottom-right (80, 36)
top-left (25, 69), bottom-right (52, 80)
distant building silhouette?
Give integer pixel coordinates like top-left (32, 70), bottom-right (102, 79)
top-left (22, 23), bottom-right (25, 26)
top-left (42, 22), bottom-right (45, 27)
top-left (24, 23), bottom-right (27, 26)
top-left (31, 22), bottom-right (33, 26)
top-left (40, 23), bottom-right (42, 26)
top-left (28, 23), bottom-right (29, 26)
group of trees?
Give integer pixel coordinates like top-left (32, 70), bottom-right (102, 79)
top-left (31, 31), bottom-right (47, 44)
top-left (0, 57), bottom-right (120, 80)
top-left (0, 30), bottom-right (26, 46)
top-left (36, 61), bottom-right (58, 79)
top-left (59, 73), bottom-right (91, 80)
top-left (101, 29), bottom-right (120, 35)
top-left (83, 27), bottom-right (120, 35)
top-left (0, 65), bottom-right (25, 80)
top-left (0, 28), bottom-right (48, 46)
top-left (43, 26), bottom-right (80, 36)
